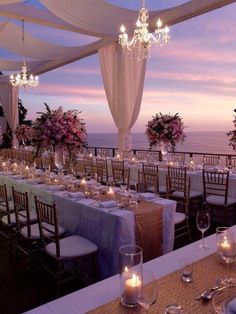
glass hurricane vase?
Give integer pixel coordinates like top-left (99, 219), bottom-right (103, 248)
top-left (160, 141), bottom-right (169, 162)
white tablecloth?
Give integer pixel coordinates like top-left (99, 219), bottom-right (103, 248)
top-left (0, 173), bottom-right (176, 278)
top-left (25, 225), bottom-right (236, 314)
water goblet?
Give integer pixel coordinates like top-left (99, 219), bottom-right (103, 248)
top-left (137, 270), bottom-right (157, 311)
top-left (196, 210), bottom-right (210, 249)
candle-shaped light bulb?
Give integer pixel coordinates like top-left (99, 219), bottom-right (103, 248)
top-left (157, 18), bottom-right (162, 28)
top-left (120, 24), bottom-right (126, 33)
top-left (136, 19), bottom-right (141, 28)
top-left (165, 25), bottom-right (169, 34)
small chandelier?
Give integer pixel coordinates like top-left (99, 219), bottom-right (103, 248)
top-left (10, 20), bottom-right (39, 88)
top-left (119, 0), bottom-right (170, 59)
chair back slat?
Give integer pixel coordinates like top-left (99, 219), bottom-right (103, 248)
top-left (96, 158), bottom-right (108, 183)
top-left (83, 157), bottom-right (94, 176)
top-left (137, 171), bottom-right (158, 194)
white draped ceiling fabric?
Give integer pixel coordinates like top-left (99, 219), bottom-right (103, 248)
top-left (99, 42), bottom-right (146, 151)
top-left (0, 0), bottom-right (235, 149)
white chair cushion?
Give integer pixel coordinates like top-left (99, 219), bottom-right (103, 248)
top-left (46, 235), bottom-right (98, 260)
top-left (1, 210), bottom-right (37, 226)
top-left (172, 190), bottom-right (202, 199)
top-left (159, 185), bottom-right (166, 194)
top-left (174, 212), bottom-right (186, 224)
top-left (0, 200), bottom-right (14, 213)
top-left (206, 195), bottom-right (236, 206)
top-left (20, 223), bottom-right (65, 240)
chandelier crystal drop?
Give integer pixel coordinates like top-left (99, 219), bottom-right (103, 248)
top-left (9, 20), bottom-right (39, 89)
top-left (119, 0), bottom-right (170, 59)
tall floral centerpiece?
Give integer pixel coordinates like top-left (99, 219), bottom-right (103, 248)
top-left (15, 124), bottom-right (33, 146)
top-left (32, 104), bottom-right (87, 160)
top-left (146, 113), bottom-right (186, 159)
top-left (226, 109), bottom-right (236, 150)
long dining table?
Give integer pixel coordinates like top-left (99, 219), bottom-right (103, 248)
top-left (0, 172), bottom-right (176, 279)
top-left (24, 225), bottom-right (236, 314)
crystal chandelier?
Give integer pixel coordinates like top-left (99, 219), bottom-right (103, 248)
top-left (119, 0), bottom-right (170, 59)
top-left (10, 20), bottom-right (39, 88)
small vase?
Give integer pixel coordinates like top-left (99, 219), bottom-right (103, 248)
top-left (54, 148), bottom-right (65, 172)
top-left (160, 141), bottom-right (169, 162)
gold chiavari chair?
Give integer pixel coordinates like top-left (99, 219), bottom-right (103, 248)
top-left (171, 152), bottom-right (185, 165)
top-left (203, 170), bottom-right (236, 225)
top-left (96, 158), bottom-right (108, 184)
top-left (166, 173), bottom-right (192, 243)
top-left (137, 171), bottom-right (158, 194)
top-left (111, 160), bottom-right (130, 187)
top-left (203, 155), bottom-right (220, 167)
top-left (83, 157), bottom-right (94, 177)
top-left (35, 197), bottom-right (98, 295)
top-left (135, 150), bottom-right (149, 160)
top-left (12, 188), bottom-right (39, 261)
top-left (226, 156), bottom-right (236, 169)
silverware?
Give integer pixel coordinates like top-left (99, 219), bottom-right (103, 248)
top-left (195, 280), bottom-right (222, 301)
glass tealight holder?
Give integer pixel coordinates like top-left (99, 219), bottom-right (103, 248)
top-left (217, 231), bottom-right (235, 266)
top-left (119, 245), bottom-right (143, 307)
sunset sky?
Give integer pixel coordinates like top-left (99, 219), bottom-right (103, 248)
top-left (15, 0), bottom-right (236, 134)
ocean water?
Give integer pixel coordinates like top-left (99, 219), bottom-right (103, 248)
top-left (87, 131), bottom-right (235, 155)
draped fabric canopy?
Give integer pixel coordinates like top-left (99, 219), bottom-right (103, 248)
top-left (0, 0), bottom-right (234, 150)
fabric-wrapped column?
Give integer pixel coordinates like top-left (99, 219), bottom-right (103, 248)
top-left (99, 42), bottom-right (146, 153)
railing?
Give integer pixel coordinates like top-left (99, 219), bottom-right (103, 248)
top-left (85, 146), bottom-right (236, 166)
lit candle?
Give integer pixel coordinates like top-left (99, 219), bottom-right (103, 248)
top-left (80, 178), bottom-right (87, 191)
top-left (117, 154), bottom-right (120, 159)
top-left (107, 186), bottom-right (114, 195)
top-left (124, 273), bottom-right (142, 305)
top-left (220, 239), bottom-right (233, 257)
top-left (169, 161), bottom-right (174, 167)
top-left (89, 153), bottom-right (93, 157)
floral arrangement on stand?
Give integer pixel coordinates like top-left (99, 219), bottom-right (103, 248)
top-left (146, 112), bottom-right (186, 151)
top-left (15, 124), bottom-right (33, 146)
top-left (32, 104), bottom-right (87, 157)
top-left (226, 109), bottom-right (236, 150)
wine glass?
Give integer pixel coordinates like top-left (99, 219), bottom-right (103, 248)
top-left (196, 210), bottom-right (210, 249)
top-left (137, 270), bottom-right (157, 311)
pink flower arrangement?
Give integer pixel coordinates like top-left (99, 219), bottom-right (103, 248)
top-left (15, 124), bottom-right (33, 146)
top-left (32, 104), bottom-right (87, 155)
top-left (146, 113), bottom-right (186, 151)
top-left (226, 109), bottom-right (236, 150)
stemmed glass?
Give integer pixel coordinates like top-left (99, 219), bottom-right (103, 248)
top-left (137, 270), bottom-right (157, 312)
top-left (196, 210), bottom-right (210, 249)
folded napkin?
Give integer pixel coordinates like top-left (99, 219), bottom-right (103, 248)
top-left (226, 297), bottom-right (236, 314)
top-left (99, 200), bottom-right (117, 208)
top-left (46, 185), bottom-right (63, 191)
top-left (26, 178), bottom-right (41, 184)
top-left (11, 174), bottom-right (25, 180)
top-left (0, 171), bottom-right (12, 176)
top-left (138, 192), bottom-right (156, 200)
top-left (64, 191), bottom-right (84, 199)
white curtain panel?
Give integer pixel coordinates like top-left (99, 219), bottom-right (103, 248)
top-left (0, 77), bottom-right (19, 147)
top-left (99, 42), bottom-right (146, 152)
